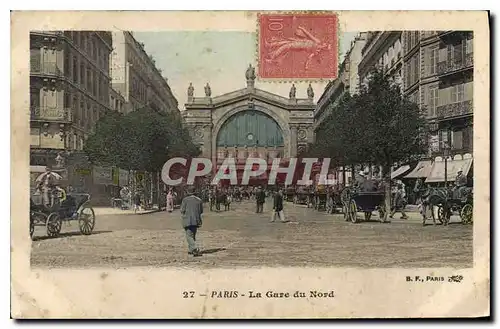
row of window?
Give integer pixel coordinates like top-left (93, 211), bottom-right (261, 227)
top-left (29, 126), bottom-right (85, 151)
top-left (31, 47), bottom-right (110, 106)
top-left (404, 31), bottom-right (420, 52)
top-left (424, 37), bottom-right (473, 77)
top-left (70, 132), bottom-right (86, 151)
top-left (110, 95), bottom-right (124, 112)
top-left (131, 73), bottom-right (148, 103)
top-left (405, 54), bottom-right (420, 88)
top-left (426, 82), bottom-right (473, 117)
top-left (377, 38), bottom-right (402, 70)
top-left (64, 31), bottom-right (110, 71)
top-left (127, 48), bottom-right (154, 84)
top-left (126, 46), bottom-right (174, 108)
top-left (62, 92), bottom-right (106, 131)
top-left (437, 127), bottom-right (473, 152)
top-left (65, 52), bottom-right (109, 103)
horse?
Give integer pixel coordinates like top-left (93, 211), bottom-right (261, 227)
top-left (208, 190), bottom-right (216, 211)
top-left (421, 186), bottom-right (473, 226)
top-left (224, 193), bottom-right (232, 211)
top-left (215, 192), bottom-right (227, 211)
top-left (340, 186), bottom-right (357, 221)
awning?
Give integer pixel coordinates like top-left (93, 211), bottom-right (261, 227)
top-left (391, 165), bottom-right (411, 180)
top-left (404, 160), bottom-right (433, 179)
top-left (30, 165), bottom-right (47, 173)
top-left (425, 158), bottom-right (473, 183)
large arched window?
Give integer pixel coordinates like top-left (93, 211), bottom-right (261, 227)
top-left (217, 109), bottom-right (284, 147)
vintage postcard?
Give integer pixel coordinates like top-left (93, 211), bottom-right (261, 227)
top-left (11, 11), bottom-right (489, 318)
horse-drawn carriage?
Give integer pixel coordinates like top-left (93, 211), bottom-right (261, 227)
top-left (341, 187), bottom-right (386, 223)
top-left (208, 189), bottom-right (231, 211)
top-left (425, 187), bottom-right (473, 226)
top-left (312, 185), bottom-right (328, 211)
top-left (283, 186), bottom-right (296, 202)
top-left (30, 190), bottom-right (96, 239)
top-left (293, 186), bottom-right (312, 206)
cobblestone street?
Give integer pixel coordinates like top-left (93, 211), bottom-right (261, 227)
top-left (31, 199), bottom-right (473, 269)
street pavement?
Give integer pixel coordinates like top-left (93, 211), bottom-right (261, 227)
top-left (31, 199), bottom-right (473, 269)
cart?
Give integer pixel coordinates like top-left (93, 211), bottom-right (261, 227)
top-left (283, 186), bottom-right (296, 202)
top-left (293, 186), bottom-right (311, 206)
top-left (313, 186), bottom-right (329, 211)
top-left (346, 191), bottom-right (386, 223)
top-left (434, 188), bottom-right (473, 225)
top-left (30, 191), bottom-right (96, 239)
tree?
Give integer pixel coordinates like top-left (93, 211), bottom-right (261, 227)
top-left (310, 68), bottom-right (428, 221)
top-left (84, 107), bottom-right (200, 172)
top-left (84, 110), bottom-right (128, 168)
top-left (308, 92), bottom-right (358, 168)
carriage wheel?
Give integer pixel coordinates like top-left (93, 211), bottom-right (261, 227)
top-left (342, 203), bottom-right (349, 221)
top-left (436, 206), bottom-right (445, 224)
top-left (460, 204), bottom-right (473, 225)
top-left (46, 213), bottom-right (62, 238)
top-left (349, 200), bottom-right (358, 223)
top-left (78, 206), bottom-right (96, 235)
top-left (364, 212), bottom-right (372, 221)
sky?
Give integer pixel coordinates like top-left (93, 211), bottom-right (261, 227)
top-left (134, 31), bottom-right (357, 110)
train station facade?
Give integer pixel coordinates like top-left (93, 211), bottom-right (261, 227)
top-left (182, 65), bottom-right (316, 183)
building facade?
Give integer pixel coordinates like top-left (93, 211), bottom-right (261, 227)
top-left (403, 31), bottom-right (473, 157)
top-left (111, 31), bottom-right (179, 114)
top-left (182, 65), bottom-right (315, 182)
top-left (358, 31), bottom-right (404, 89)
top-left (110, 86), bottom-right (126, 112)
top-left (314, 32), bottom-right (367, 130)
top-left (30, 31), bottom-right (113, 165)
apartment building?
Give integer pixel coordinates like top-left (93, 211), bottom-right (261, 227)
top-left (110, 31), bottom-right (179, 115)
top-left (404, 31), bottom-right (473, 156)
top-left (30, 31), bottom-right (113, 165)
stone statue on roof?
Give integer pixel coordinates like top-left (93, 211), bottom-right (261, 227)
top-left (246, 64), bottom-right (256, 81)
top-left (289, 84), bottom-right (296, 99)
top-left (307, 83), bottom-right (314, 99)
top-left (187, 82), bottom-right (194, 97)
top-left (204, 83), bottom-right (211, 97)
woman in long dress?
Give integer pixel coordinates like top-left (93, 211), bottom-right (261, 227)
top-left (166, 189), bottom-right (174, 212)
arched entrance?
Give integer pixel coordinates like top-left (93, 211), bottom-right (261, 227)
top-left (217, 110), bottom-right (284, 148)
top-left (214, 109), bottom-right (286, 186)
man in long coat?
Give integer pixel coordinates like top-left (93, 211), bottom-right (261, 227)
top-left (180, 186), bottom-right (204, 257)
top-left (255, 186), bottom-right (266, 213)
top-left (271, 189), bottom-right (287, 223)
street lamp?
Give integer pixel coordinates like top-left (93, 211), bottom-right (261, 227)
top-left (442, 129), bottom-right (452, 188)
top-left (441, 129), bottom-right (452, 223)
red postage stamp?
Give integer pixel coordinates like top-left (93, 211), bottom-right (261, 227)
top-left (258, 13), bottom-right (338, 80)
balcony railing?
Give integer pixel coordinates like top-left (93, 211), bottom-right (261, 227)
top-left (30, 107), bottom-right (72, 121)
top-left (436, 100), bottom-right (473, 119)
top-left (30, 59), bottom-right (63, 76)
top-left (437, 53), bottom-right (473, 76)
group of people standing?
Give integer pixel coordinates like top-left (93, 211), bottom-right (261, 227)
top-left (254, 186), bottom-right (287, 223)
top-left (176, 185), bottom-right (290, 257)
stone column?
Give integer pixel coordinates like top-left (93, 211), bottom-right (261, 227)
top-left (203, 124), bottom-right (212, 160)
top-left (306, 126), bottom-right (315, 144)
top-left (290, 125), bottom-right (298, 157)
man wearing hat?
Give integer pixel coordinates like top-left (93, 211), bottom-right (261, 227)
top-left (36, 165), bottom-right (57, 208)
top-left (356, 171), bottom-right (367, 190)
top-left (255, 186), bottom-right (266, 213)
top-left (180, 186), bottom-right (204, 257)
top-left (453, 169), bottom-right (468, 200)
